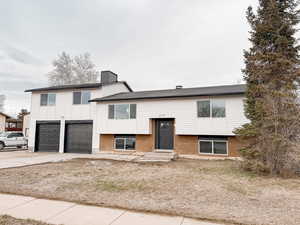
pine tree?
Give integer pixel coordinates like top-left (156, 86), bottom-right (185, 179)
top-left (235, 0), bottom-right (300, 176)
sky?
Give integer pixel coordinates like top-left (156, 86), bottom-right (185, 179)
top-left (0, 0), bottom-right (259, 117)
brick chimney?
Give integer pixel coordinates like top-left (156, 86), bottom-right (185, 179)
top-left (101, 71), bottom-right (118, 85)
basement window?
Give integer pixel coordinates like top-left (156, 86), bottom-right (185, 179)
top-left (114, 135), bottom-right (136, 151)
top-left (198, 137), bottom-right (228, 155)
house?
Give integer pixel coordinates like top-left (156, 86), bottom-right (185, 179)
top-left (5, 118), bottom-right (23, 131)
top-left (0, 112), bottom-right (10, 133)
top-left (25, 71), bottom-right (248, 157)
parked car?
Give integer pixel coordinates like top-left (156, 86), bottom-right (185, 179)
top-left (0, 132), bottom-right (28, 150)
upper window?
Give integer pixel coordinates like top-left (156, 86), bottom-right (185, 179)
top-left (197, 100), bottom-right (225, 118)
top-left (108, 104), bottom-right (137, 119)
top-left (73, 91), bottom-right (91, 105)
top-left (40, 93), bottom-right (56, 106)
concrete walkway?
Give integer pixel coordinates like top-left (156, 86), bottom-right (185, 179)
top-left (0, 151), bottom-right (175, 169)
top-left (0, 152), bottom-right (79, 169)
top-left (0, 193), bottom-right (223, 225)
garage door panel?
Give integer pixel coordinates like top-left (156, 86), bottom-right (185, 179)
top-left (64, 122), bottom-right (92, 154)
top-left (36, 122), bottom-right (60, 152)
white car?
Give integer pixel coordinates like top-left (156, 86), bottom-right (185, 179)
top-left (0, 132), bottom-right (28, 150)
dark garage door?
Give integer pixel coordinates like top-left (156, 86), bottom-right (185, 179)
top-left (35, 121), bottom-right (60, 152)
top-left (64, 121), bottom-right (93, 154)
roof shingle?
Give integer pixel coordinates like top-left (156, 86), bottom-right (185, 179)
top-left (25, 81), bottom-right (133, 92)
top-left (90, 84), bottom-right (246, 102)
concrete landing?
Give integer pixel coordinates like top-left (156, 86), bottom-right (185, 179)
top-left (134, 152), bottom-right (178, 162)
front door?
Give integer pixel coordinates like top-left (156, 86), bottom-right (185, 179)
top-left (155, 119), bottom-right (174, 150)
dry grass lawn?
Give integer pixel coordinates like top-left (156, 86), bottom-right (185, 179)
top-left (0, 215), bottom-right (53, 225)
top-left (0, 159), bottom-right (299, 225)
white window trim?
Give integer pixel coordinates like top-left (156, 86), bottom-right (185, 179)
top-left (114, 137), bottom-right (136, 151)
top-left (198, 139), bottom-right (228, 156)
top-left (40, 93), bottom-right (56, 106)
top-left (73, 91), bottom-right (91, 105)
top-left (197, 99), bottom-right (226, 118)
top-left (112, 104), bottom-right (136, 120)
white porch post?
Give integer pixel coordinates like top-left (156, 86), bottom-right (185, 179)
top-left (91, 102), bottom-right (100, 153)
top-left (59, 118), bottom-right (65, 154)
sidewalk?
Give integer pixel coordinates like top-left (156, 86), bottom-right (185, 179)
top-left (0, 193), bottom-right (223, 225)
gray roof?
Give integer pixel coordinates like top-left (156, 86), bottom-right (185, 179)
top-left (90, 84), bottom-right (246, 102)
top-left (0, 112), bottom-right (11, 118)
top-left (25, 81), bottom-right (133, 93)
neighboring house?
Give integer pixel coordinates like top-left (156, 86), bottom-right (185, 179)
top-left (0, 112), bottom-right (10, 133)
top-left (5, 118), bottom-right (23, 131)
top-left (25, 70), bottom-right (248, 157)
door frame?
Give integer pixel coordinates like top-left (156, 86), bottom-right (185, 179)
top-left (154, 118), bottom-right (175, 151)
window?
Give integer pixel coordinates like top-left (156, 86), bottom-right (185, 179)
top-left (108, 104), bottom-right (137, 119)
top-left (73, 91), bottom-right (91, 105)
top-left (197, 101), bottom-right (210, 117)
top-left (7, 133), bottom-right (24, 138)
top-left (199, 137), bottom-right (228, 155)
top-left (115, 104), bottom-right (130, 119)
top-left (114, 135), bottom-right (136, 150)
top-left (40, 93), bottom-right (56, 106)
top-left (197, 100), bottom-right (225, 118)
top-left (212, 100), bottom-right (226, 117)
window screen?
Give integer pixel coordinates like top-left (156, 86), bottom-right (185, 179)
top-left (199, 141), bottom-right (213, 154)
top-left (115, 104), bottom-right (130, 119)
top-left (212, 100), bottom-right (226, 118)
top-left (197, 101), bottom-right (210, 117)
top-left (40, 94), bottom-right (48, 106)
top-left (130, 104), bottom-right (137, 119)
top-left (48, 93), bottom-right (56, 106)
top-left (82, 91), bottom-right (91, 104)
top-left (213, 141), bottom-right (227, 154)
top-left (73, 92), bottom-right (81, 104)
top-left (114, 135), bottom-right (136, 150)
top-left (108, 105), bottom-right (115, 119)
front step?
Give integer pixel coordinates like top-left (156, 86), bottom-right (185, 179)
top-left (135, 152), bottom-right (178, 162)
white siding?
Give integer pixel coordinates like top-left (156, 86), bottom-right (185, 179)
top-left (22, 114), bottom-right (30, 137)
top-left (28, 83), bottom-right (130, 152)
top-left (97, 95), bottom-right (248, 136)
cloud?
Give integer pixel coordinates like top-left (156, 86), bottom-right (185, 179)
top-left (0, 0), bottom-right (260, 115)
top-left (0, 43), bottom-right (43, 65)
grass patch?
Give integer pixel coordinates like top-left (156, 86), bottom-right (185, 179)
top-left (0, 158), bottom-right (299, 225)
top-left (0, 215), bottom-right (53, 225)
top-left (95, 180), bottom-right (149, 192)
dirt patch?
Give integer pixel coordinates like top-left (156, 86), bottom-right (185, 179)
top-left (0, 159), bottom-right (299, 225)
top-left (0, 215), bottom-right (54, 225)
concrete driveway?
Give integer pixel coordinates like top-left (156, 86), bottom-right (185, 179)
top-left (0, 151), bottom-right (78, 169)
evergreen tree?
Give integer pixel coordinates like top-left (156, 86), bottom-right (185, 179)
top-left (235, 0), bottom-right (300, 176)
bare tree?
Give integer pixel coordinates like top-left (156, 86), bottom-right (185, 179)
top-left (47, 52), bottom-right (99, 85)
top-left (0, 95), bottom-right (5, 112)
top-left (73, 53), bottom-right (99, 84)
